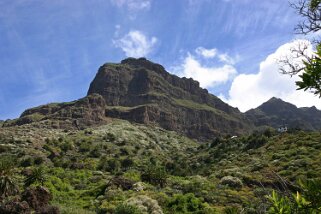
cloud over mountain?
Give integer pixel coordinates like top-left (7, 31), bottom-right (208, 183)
top-left (221, 40), bottom-right (321, 112)
top-left (113, 30), bottom-right (157, 58)
top-left (173, 47), bottom-right (237, 88)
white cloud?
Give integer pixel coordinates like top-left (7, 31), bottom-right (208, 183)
top-left (113, 30), bottom-right (157, 58)
top-left (221, 39), bottom-right (321, 112)
top-left (110, 0), bottom-right (151, 11)
top-left (195, 46), bottom-right (238, 64)
top-left (218, 53), bottom-right (238, 65)
top-left (195, 47), bottom-right (217, 58)
top-left (174, 53), bottom-right (237, 88)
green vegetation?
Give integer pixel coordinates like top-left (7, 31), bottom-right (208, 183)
top-left (115, 203), bottom-right (142, 214)
top-left (24, 166), bottom-right (47, 187)
top-left (297, 44), bottom-right (321, 96)
top-left (0, 155), bottom-right (19, 198)
top-left (1, 119), bottom-right (321, 213)
top-left (267, 179), bottom-right (321, 213)
top-left (173, 98), bottom-right (219, 112)
top-left (282, 0), bottom-right (321, 96)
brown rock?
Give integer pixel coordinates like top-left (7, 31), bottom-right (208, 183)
top-left (7, 94), bottom-right (107, 130)
top-left (88, 58), bottom-right (252, 140)
top-left (21, 186), bottom-right (52, 211)
top-left (0, 197), bottom-right (31, 214)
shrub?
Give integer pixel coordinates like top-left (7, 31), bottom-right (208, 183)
top-left (219, 176), bottom-right (243, 189)
top-left (267, 179), bottom-right (321, 213)
top-left (166, 193), bottom-right (207, 214)
top-left (245, 134), bottom-right (268, 149)
top-left (141, 165), bottom-right (167, 188)
top-left (114, 203), bottom-right (142, 214)
top-left (105, 133), bottom-right (116, 142)
top-left (121, 158), bottom-right (134, 170)
top-left (24, 166), bottom-right (47, 187)
top-left (34, 156), bottom-right (45, 165)
top-left (79, 141), bottom-right (92, 153)
top-left (60, 141), bottom-right (73, 152)
top-left (0, 155), bottom-right (19, 197)
top-left (20, 156), bottom-right (34, 167)
top-left (126, 195), bottom-right (163, 214)
top-left (97, 158), bottom-right (121, 174)
top-left (223, 207), bottom-right (241, 214)
top-left (89, 146), bottom-right (102, 158)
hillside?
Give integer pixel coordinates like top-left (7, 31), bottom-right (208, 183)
top-left (245, 97), bottom-right (321, 130)
top-left (1, 58), bottom-right (321, 213)
top-left (1, 119), bottom-right (321, 213)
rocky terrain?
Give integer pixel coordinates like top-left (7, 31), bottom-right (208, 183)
top-left (2, 58), bottom-right (321, 142)
top-left (87, 57), bottom-right (252, 140)
top-left (2, 94), bottom-right (108, 130)
top-left (245, 97), bottom-right (321, 130)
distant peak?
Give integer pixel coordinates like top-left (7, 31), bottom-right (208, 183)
top-left (262, 97), bottom-right (295, 106)
top-left (268, 97), bottom-right (282, 102)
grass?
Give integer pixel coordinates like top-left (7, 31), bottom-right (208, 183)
top-left (172, 98), bottom-right (220, 112)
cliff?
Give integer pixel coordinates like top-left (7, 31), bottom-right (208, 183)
top-left (87, 57), bottom-right (252, 139)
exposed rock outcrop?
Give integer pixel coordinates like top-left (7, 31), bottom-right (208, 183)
top-left (4, 94), bottom-right (107, 130)
top-left (88, 58), bottom-right (252, 139)
top-left (245, 97), bottom-right (321, 130)
top-left (8, 58), bottom-right (320, 140)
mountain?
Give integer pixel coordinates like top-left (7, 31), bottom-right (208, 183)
top-left (245, 97), bottom-right (321, 130)
top-left (4, 58), bottom-right (253, 140)
top-left (4, 58), bottom-right (321, 140)
top-left (2, 58), bottom-right (321, 213)
top-left (87, 57), bottom-right (252, 140)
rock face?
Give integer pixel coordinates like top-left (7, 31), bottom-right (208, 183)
top-left (88, 57), bottom-right (252, 139)
top-left (245, 97), bottom-right (321, 130)
top-left (4, 94), bottom-right (107, 130)
top-left (4, 58), bottom-right (321, 139)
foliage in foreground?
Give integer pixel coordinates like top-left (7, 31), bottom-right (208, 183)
top-left (267, 179), bottom-right (321, 214)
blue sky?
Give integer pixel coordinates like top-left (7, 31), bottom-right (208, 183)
top-left (1, 0), bottom-right (320, 120)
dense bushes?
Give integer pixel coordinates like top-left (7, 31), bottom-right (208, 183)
top-left (141, 165), bottom-right (168, 188)
top-left (219, 176), bottom-right (243, 189)
top-left (115, 203), bottom-right (142, 214)
top-left (166, 193), bottom-right (211, 214)
top-left (1, 121), bottom-right (321, 213)
top-left (126, 195), bottom-right (163, 214)
top-left (245, 134), bottom-right (268, 150)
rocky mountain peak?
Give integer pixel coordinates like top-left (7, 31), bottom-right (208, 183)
top-left (245, 97), bottom-right (321, 130)
top-left (87, 58), bottom-right (252, 139)
top-left (121, 57), bottom-right (165, 71)
top-left (3, 58), bottom-right (321, 139)
top-left (259, 97), bottom-right (297, 113)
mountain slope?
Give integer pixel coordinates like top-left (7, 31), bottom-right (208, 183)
top-left (3, 94), bottom-right (108, 130)
top-left (1, 116), bottom-right (321, 213)
top-left (4, 58), bottom-right (321, 140)
top-left (245, 97), bottom-right (321, 130)
top-left (88, 57), bottom-right (252, 139)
